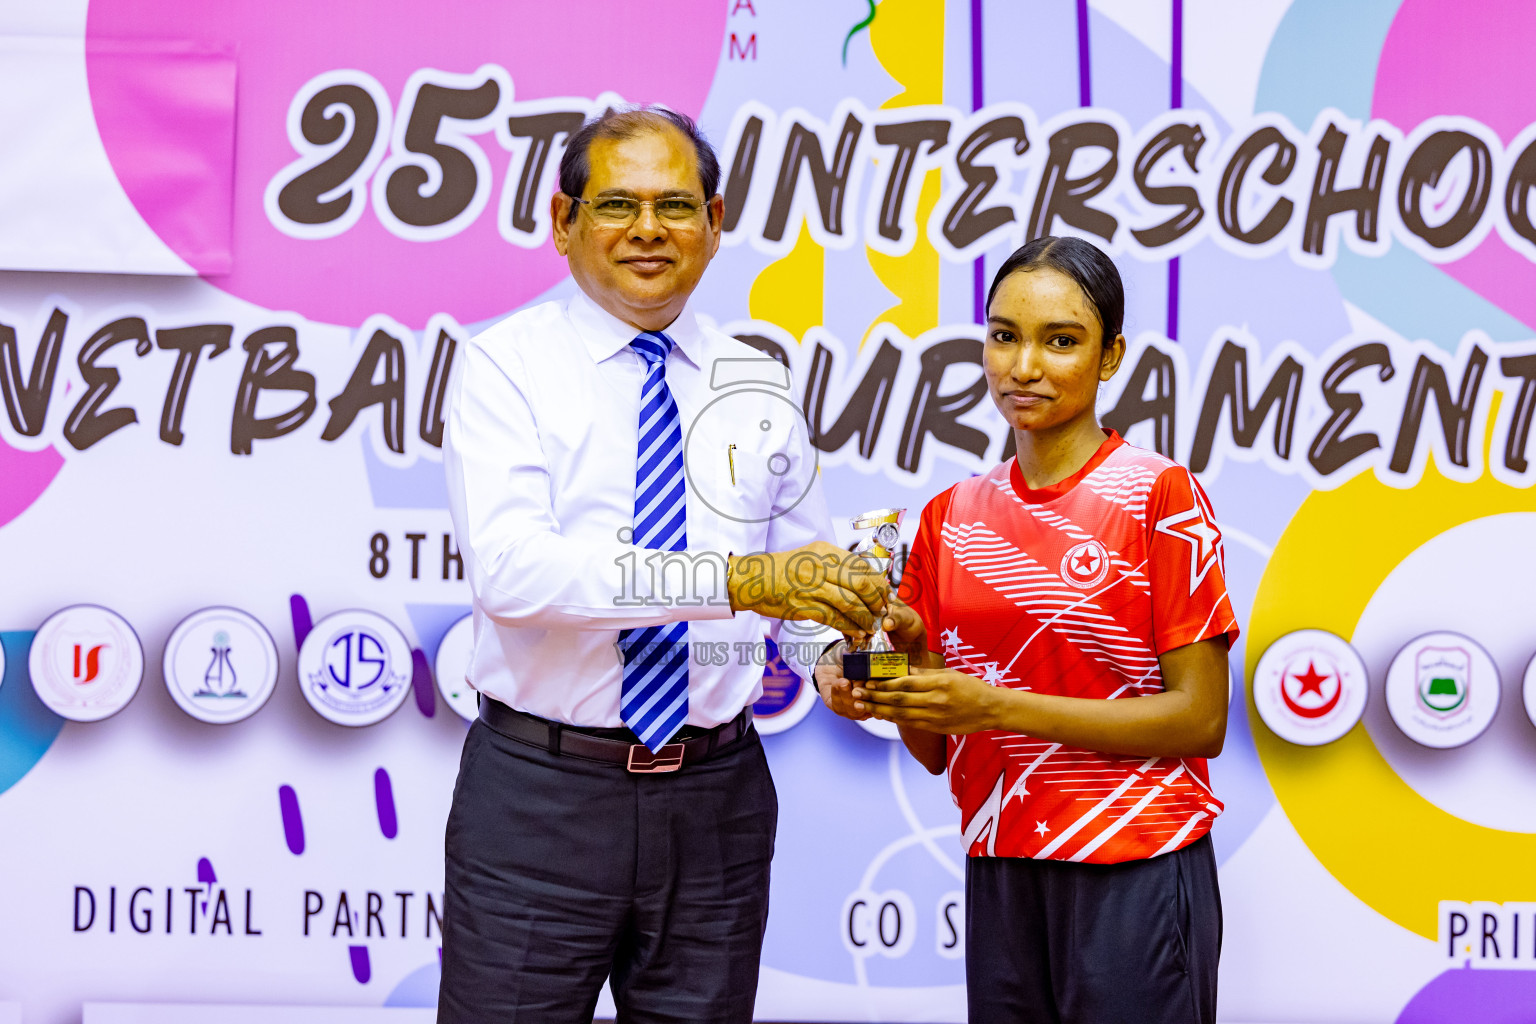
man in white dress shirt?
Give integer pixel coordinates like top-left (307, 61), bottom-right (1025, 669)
top-left (437, 107), bottom-right (882, 1023)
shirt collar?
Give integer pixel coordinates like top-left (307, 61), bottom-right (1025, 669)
top-left (568, 289), bottom-right (705, 369)
top-left (1007, 428), bottom-right (1126, 504)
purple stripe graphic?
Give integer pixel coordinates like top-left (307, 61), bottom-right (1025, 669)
top-left (1171, 0), bottom-right (1183, 108)
top-left (349, 945), bottom-right (372, 984)
top-left (1167, 261), bottom-right (1181, 341)
top-left (411, 648), bottom-right (435, 718)
top-left (1167, 0), bottom-right (1183, 341)
top-left (278, 784), bottom-right (305, 855)
top-left (374, 767), bottom-right (398, 840)
top-left (1076, 0), bottom-right (1092, 107)
top-left (289, 594), bottom-right (313, 648)
top-left (196, 857), bottom-right (217, 885)
top-left (970, 0), bottom-right (986, 323)
top-left (969, 0), bottom-right (983, 111)
top-left (974, 262), bottom-right (987, 325)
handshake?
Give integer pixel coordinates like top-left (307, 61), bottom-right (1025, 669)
top-left (725, 539), bottom-right (893, 640)
top-left (723, 518), bottom-right (936, 726)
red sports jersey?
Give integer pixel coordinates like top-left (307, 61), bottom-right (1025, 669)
top-left (898, 431), bottom-right (1239, 864)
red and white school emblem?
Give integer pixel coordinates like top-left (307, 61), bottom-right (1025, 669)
top-left (1060, 539), bottom-right (1110, 589)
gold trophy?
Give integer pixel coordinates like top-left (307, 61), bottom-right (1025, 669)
top-left (841, 508), bottom-right (909, 681)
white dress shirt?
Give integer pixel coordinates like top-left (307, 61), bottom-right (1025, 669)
top-left (443, 290), bottom-right (837, 728)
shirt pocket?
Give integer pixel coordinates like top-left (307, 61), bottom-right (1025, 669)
top-left (691, 437), bottom-right (774, 555)
top-left (682, 383), bottom-right (809, 554)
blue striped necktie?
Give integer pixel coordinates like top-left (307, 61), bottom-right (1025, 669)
top-left (617, 330), bottom-right (690, 751)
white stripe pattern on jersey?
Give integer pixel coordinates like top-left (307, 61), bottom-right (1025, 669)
top-left (1080, 461), bottom-right (1164, 523)
top-left (940, 521), bottom-right (1160, 683)
top-left (977, 749), bottom-right (1206, 861)
top-left (989, 474), bottom-right (1152, 593)
top-left (941, 628), bottom-right (1023, 688)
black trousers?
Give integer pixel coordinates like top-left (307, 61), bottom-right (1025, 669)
top-left (438, 717), bottom-right (777, 1024)
top-left (965, 835), bottom-right (1222, 1024)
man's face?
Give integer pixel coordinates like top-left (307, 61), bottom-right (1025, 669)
top-left (552, 127), bottom-right (724, 332)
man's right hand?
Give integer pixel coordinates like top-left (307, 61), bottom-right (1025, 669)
top-left (728, 541), bottom-right (887, 638)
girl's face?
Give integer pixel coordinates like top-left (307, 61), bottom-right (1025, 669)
top-left (983, 267), bottom-right (1125, 435)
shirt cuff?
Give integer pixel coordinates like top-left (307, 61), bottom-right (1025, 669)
top-left (773, 620), bottom-right (844, 683)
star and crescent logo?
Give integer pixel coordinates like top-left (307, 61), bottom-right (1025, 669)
top-left (1279, 659), bottom-right (1342, 719)
top-left (1254, 629), bottom-right (1368, 746)
top-left (1059, 539), bottom-right (1111, 589)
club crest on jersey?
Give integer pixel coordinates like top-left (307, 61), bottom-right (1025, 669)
top-left (1059, 540), bottom-right (1110, 589)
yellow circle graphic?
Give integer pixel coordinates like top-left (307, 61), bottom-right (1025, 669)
top-left (1247, 460), bottom-right (1536, 939)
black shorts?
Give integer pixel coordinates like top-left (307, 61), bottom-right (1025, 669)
top-left (965, 834), bottom-right (1221, 1024)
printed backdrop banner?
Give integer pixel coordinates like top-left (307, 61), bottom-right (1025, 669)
top-left (2, 1), bottom-right (1536, 1022)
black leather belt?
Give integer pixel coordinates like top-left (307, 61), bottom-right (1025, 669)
top-left (478, 698), bottom-right (754, 773)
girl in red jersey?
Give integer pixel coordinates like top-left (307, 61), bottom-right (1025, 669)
top-left (818, 236), bottom-right (1238, 1024)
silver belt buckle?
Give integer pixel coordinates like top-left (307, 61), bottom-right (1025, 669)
top-left (626, 742), bottom-right (686, 773)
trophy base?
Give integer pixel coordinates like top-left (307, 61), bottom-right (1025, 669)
top-left (843, 650), bottom-right (909, 681)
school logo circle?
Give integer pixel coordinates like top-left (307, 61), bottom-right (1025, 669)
top-left (1385, 632), bottom-right (1499, 748)
top-left (1247, 470), bottom-right (1536, 941)
top-left (432, 613), bottom-right (478, 722)
top-left (751, 637), bottom-right (817, 735)
top-left (1524, 653), bottom-right (1536, 731)
top-left (298, 610), bottom-right (412, 726)
top-left (1060, 539), bottom-right (1110, 589)
top-left (1253, 629), bottom-right (1368, 746)
top-left (29, 605), bottom-right (145, 722)
top-left (162, 607), bottom-right (280, 725)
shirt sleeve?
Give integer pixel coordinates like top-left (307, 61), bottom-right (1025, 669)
top-left (1145, 467), bottom-right (1241, 654)
top-left (896, 488), bottom-right (953, 656)
top-left (443, 338), bottom-right (736, 631)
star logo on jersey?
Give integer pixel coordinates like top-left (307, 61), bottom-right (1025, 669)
top-left (981, 662), bottom-right (1005, 685)
top-left (1059, 539), bottom-right (1110, 589)
top-left (1154, 502), bottom-right (1221, 595)
top-left (940, 626), bottom-right (962, 653)
top-left (1034, 821), bottom-right (1050, 836)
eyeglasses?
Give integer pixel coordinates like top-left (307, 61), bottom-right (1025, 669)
top-left (569, 194), bottom-right (706, 226)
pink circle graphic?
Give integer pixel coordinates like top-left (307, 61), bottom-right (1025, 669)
top-left (85, 3), bottom-right (726, 328)
top-left (1374, 0), bottom-right (1536, 329)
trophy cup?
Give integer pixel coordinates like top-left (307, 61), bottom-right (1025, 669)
top-left (841, 507), bottom-right (909, 681)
